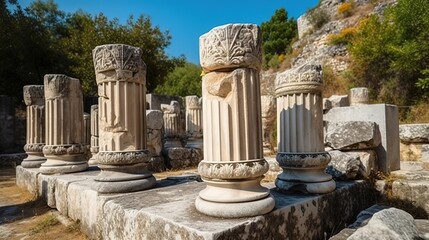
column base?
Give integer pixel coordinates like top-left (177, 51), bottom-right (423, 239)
top-left (39, 160), bottom-right (88, 174)
top-left (195, 194), bottom-right (275, 218)
top-left (275, 178), bottom-right (336, 194)
top-left (275, 152), bottom-right (336, 194)
top-left (21, 154), bottom-right (46, 168)
top-left (88, 153), bottom-right (98, 166)
top-left (93, 162), bottom-right (156, 193)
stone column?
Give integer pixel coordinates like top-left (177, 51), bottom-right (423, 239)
top-left (275, 63), bottom-right (335, 193)
top-left (261, 95), bottom-right (276, 155)
top-left (21, 85), bottom-right (46, 168)
top-left (195, 24), bottom-right (275, 218)
top-left (92, 44), bottom-right (155, 193)
top-left (40, 74), bottom-right (88, 174)
top-left (350, 87), bottom-right (369, 106)
top-left (161, 101), bottom-right (182, 148)
top-left (88, 105), bottom-right (99, 166)
top-left (185, 95), bottom-right (203, 149)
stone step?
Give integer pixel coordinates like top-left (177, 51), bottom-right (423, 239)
top-left (16, 166), bottom-right (376, 240)
top-left (400, 160), bottom-right (429, 171)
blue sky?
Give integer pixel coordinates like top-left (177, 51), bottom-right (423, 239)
top-left (17, 0), bottom-right (319, 64)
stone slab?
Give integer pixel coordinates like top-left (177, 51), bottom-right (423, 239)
top-left (324, 104), bottom-right (400, 172)
top-left (16, 166), bottom-right (376, 240)
top-left (399, 124), bottom-right (429, 143)
top-left (16, 166), bottom-right (39, 195)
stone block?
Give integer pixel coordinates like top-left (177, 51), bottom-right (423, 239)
top-left (15, 166), bottom-right (39, 194)
top-left (147, 156), bottom-right (166, 173)
top-left (327, 150), bottom-right (377, 180)
top-left (325, 121), bottom-right (381, 150)
top-left (348, 208), bottom-right (420, 240)
top-left (99, 181), bottom-right (375, 240)
top-left (399, 124), bottom-right (429, 143)
top-left (146, 94), bottom-right (182, 111)
top-left (324, 104), bottom-right (400, 172)
top-left (328, 95), bottom-right (349, 108)
top-left (146, 110), bottom-right (163, 130)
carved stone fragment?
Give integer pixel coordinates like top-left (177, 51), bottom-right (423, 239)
top-left (185, 96), bottom-right (203, 149)
top-left (21, 85), bottom-right (46, 168)
top-left (275, 63), bottom-right (335, 193)
top-left (92, 44), bottom-right (155, 193)
top-left (195, 24), bottom-right (275, 218)
top-left (40, 75), bottom-right (88, 174)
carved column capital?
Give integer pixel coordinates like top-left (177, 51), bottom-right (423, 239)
top-left (92, 44), bottom-right (146, 84)
top-left (23, 85), bottom-right (44, 106)
top-left (275, 63), bottom-right (323, 96)
top-left (200, 24), bottom-right (262, 73)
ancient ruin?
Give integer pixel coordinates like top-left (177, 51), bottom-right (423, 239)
top-left (88, 105), bottom-right (99, 166)
top-left (92, 44), bottom-right (155, 193)
top-left (161, 100), bottom-right (182, 148)
top-left (261, 95), bottom-right (276, 155)
top-left (350, 87), bottom-right (369, 105)
top-left (21, 85), bottom-right (46, 168)
top-left (275, 63), bottom-right (335, 193)
top-left (195, 23), bottom-right (275, 217)
top-left (185, 95), bottom-right (203, 149)
top-left (40, 74), bottom-right (88, 174)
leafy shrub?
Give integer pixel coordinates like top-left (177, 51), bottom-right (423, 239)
top-left (337, 1), bottom-right (354, 18)
top-left (328, 27), bottom-right (357, 45)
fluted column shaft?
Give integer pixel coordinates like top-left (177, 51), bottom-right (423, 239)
top-left (92, 44), bottom-right (155, 193)
top-left (40, 75), bottom-right (88, 174)
top-left (261, 95), bottom-right (276, 155)
top-left (185, 96), bottom-right (203, 149)
top-left (22, 85), bottom-right (46, 168)
top-left (88, 105), bottom-right (99, 165)
top-left (195, 24), bottom-right (275, 218)
top-left (275, 64), bottom-right (335, 193)
top-left (161, 101), bottom-right (182, 148)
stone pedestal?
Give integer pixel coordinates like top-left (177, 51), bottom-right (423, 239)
top-left (275, 63), bottom-right (335, 193)
top-left (161, 101), bottom-right (182, 148)
top-left (40, 75), bottom-right (88, 174)
top-left (350, 87), bottom-right (369, 105)
top-left (92, 44), bottom-right (155, 193)
top-left (88, 105), bottom-right (99, 166)
top-left (261, 95), bottom-right (276, 155)
top-left (185, 95), bottom-right (203, 149)
top-left (22, 85), bottom-right (46, 168)
top-left (195, 24), bottom-right (275, 218)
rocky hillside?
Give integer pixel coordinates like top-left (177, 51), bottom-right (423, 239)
top-left (261, 0), bottom-right (396, 97)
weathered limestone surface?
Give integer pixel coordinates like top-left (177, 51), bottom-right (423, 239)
top-left (185, 95), bottom-right (203, 149)
top-left (276, 63), bottom-right (335, 194)
top-left (349, 87), bottom-right (369, 106)
top-left (88, 105), bottom-right (99, 166)
top-left (146, 94), bottom-right (182, 111)
top-left (161, 101), bottom-right (182, 148)
top-left (164, 147), bottom-right (202, 169)
top-left (22, 85), bottom-right (46, 168)
top-left (324, 104), bottom-right (400, 172)
top-left (348, 208), bottom-right (420, 240)
top-left (325, 121), bottom-right (381, 150)
top-left (261, 95), bottom-right (276, 155)
top-left (0, 95), bottom-right (15, 153)
top-left (399, 124), bottom-right (429, 143)
top-left (146, 110), bottom-right (164, 156)
top-left (40, 74), bottom-right (88, 174)
top-left (197, 24), bottom-right (275, 217)
top-left (376, 169), bottom-right (429, 215)
top-left (327, 150), bottom-right (377, 180)
top-left (92, 44), bottom-right (155, 193)
top-left (328, 95), bottom-right (349, 108)
top-left (16, 166), bottom-right (377, 240)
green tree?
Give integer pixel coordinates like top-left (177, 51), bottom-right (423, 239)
top-left (0, 0), bottom-right (68, 102)
top-left (154, 62), bottom-right (202, 97)
top-left (349, 0), bottom-right (429, 105)
top-left (261, 8), bottom-right (297, 68)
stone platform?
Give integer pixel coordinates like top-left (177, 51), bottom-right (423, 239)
top-left (16, 166), bottom-right (377, 239)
